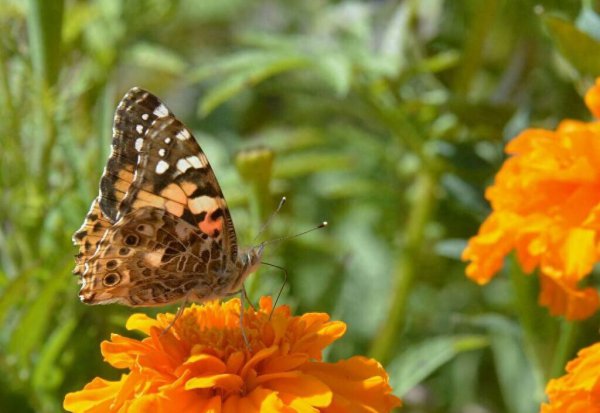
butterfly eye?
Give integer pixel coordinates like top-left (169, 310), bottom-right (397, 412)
top-left (103, 272), bottom-right (121, 287)
top-left (124, 234), bottom-right (139, 246)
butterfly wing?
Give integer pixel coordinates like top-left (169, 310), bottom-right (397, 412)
top-left (114, 95), bottom-right (239, 261)
top-left (74, 87), bottom-right (241, 306)
top-left (72, 199), bottom-right (112, 276)
top-left (79, 207), bottom-right (222, 306)
top-left (99, 88), bottom-right (170, 222)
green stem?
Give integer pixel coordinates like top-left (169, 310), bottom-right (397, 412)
top-left (550, 320), bottom-right (578, 379)
top-left (235, 149), bottom-right (275, 299)
top-left (509, 258), bottom-right (547, 396)
top-left (452, 0), bottom-right (499, 95)
top-left (369, 168), bottom-right (437, 364)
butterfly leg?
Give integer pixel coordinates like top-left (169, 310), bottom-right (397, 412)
top-left (242, 284), bottom-right (256, 311)
top-left (261, 261), bottom-right (288, 320)
top-left (161, 294), bottom-right (190, 336)
top-left (239, 289), bottom-right (252, 351)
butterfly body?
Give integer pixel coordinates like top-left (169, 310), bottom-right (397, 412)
top-left (73, 88), bottom-right (261, 307)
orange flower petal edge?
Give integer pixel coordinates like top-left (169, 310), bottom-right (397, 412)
top-left (541, 341), bottom-right (600, 413)
top-left (462, 77), bottom-right (600, 320)
top-left (63, 296), bottom-right (401, 413)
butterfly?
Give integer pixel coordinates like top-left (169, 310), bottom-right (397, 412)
top-left (72, 87), bottom-right (264, 308)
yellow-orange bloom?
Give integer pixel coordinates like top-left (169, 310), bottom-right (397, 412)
top-left (64, 297), bottom-right (401, 413)
top-left (462, 79), bottom-right (600, 320)
top-left (540, 341), bottom-right (600, 413)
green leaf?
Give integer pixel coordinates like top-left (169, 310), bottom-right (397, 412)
top-left (312, 54), bottom-right (353, 96)
top-left (0, 270), bottom-right (32, 328)
top-left (32, 317), bottom-right (78, 392)
top-left (8, 266), bottom-right (69, 368)
top-left (543, 15), bottom-right (600, 75)
top-left (126, 43), bottom-right (188, 75)
top-left (188, 51), bottom-right (292, 83)
top-left (27, 0), bottom-right (64, 86)
top-left (471, 314), bottom-right (544, 413)
top-left (274, 153), bottom-right (352, 178)
top-left (388, 335), bottom-right (489, 396)
top-left (198, 55), bottom-right (310, 115)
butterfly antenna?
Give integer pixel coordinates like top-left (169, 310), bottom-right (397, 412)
top-left (253, 196), bottom-right (287, 242)
top-left (260, 221), bottom-right (328, 248)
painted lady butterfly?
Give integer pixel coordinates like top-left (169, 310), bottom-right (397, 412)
top-left (73, 87), bottom-right (263, 307)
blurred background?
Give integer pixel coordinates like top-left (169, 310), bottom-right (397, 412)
top-left (2, 0), bottom-right (600, 412)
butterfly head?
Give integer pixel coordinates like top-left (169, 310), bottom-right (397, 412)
top-left (231, 243), bottom-right (265, 293)
top-left (242, 243), bottom-right (265, 275)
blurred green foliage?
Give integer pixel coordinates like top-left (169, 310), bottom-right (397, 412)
top-left (1, 0), bottom-right (600, 412)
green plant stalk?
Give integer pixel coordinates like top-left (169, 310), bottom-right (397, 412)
top-left (508, 258), bottom-right (547, 397)
top-left (27, 0), bottom-right (64, 88)
top-left (27, 0), bottom-right (64, 243)
top-left (550, 319), bottom-right (578, 379)
top-left (369, 168), bottom-right (437, 364)
top-left (235, 149), bottom-right (275, 299)
top-left (452, 0), bottom-right (499, 95)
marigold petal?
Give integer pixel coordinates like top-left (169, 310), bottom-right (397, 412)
top-left (301, 356), bottom-right (401, 413)
top-left (247, 387), bottom-right (290, 413)
top-left (539, 274), bottom-right (600, 320)
top-left (126, 313), bottom-right (159, 334)
top-left (585, 78), bottom-right (600, 118)
top-left (262, 354), bottom-right (309, 374)
top-left (101, 335), bottom-right (150, 369)
top-left (64, 376), bottom-right (126, 413)
top-left (463, 212), bottom-right (521, 283)
top-left (291, 317), bottom-right (346, 359)
top-left (226, 351), bottom-right (245, 374)
top-left (185, 373), bottom-right (244, 393)
top-left (266, 374), bottom-right (332, 408)
top-left (127, 388), bottom-right (204, 413)
top-left (541, 341), bottom-right (600, 412)
top-left (561, 228), bottom-right (597, 279)
top-left (177, 353), bottom-right (227, 377)
top-left (241, 346), bottom-right (278, 379)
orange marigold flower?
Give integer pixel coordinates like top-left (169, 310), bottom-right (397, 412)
top-left (585, 78), bottom-right (600, 119)
top-left (63, 297), bottom-right (401, 413)
top-left (540, 341), bottom-right (600, 413)
top-left (462, 79), bottom-right (600, 320)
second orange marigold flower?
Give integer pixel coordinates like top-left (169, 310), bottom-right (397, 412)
top-left (462, 79), bottom-right (600, 320)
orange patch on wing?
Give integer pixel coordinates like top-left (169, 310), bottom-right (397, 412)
top-left (135, 189), bottom-right (167, 207)
top-left (161, 183), bottom-right (187, 204)
top-left (165, 200), bottom-right (184, 217)
top-left (198, 213), bottom-right (223, 236)
top-left (181, 182), bottom-right (198, 196)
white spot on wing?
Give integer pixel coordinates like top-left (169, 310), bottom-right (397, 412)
top-left (165, 137), bottom-right (171, 144)
top-left (176, 129), bottom-right (190, 140)
top-left (158, 148), bottom-right (166, 157)
top-left (156, 160), bottom-right (169, 174)
top-left (189, 195), bottom-right (219, 214)
top-left (136, 124), bottom-right (143, 134)
top-left (153, 104), bottom-right (169, 118)
top-left (177, 158), bottom-right (192, 173)
top-left (144, 249), bottom-right (164, 267)
top-left (142, 113), bottom-right (149, 120)
top-left (187, 155), bottom-right (203, 169)
top-left (135, 138), bottom-right (143, 152)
